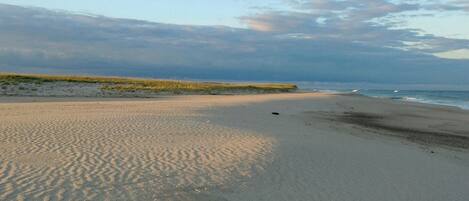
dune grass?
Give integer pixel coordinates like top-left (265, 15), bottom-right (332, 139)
top-left (0, 73), bottom-right (297, 94)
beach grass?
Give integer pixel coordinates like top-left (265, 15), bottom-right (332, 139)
top-left (0, 73), bottom-right (297, 94)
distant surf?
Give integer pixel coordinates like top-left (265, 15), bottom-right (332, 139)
top-left (357, 90), bottom-right (469, 110)
top-left (319, 89), bottom-right (469, 110)
top-left (298, 83), bottom-right (469, 110)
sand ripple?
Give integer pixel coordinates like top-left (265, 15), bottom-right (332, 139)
top-left (0, 101), bottom-right (274, 200)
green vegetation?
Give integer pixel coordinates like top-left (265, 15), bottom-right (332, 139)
top-left (0, 73), bottom-right (297, 94)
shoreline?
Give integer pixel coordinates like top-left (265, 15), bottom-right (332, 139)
top-left (311, 89), bottom-right (469, 111)
top-left (1, 93), bottom-right (469, 200)
top-left (2, 91), bottom-right (468, 111)
top-left (2, 93), bottom-right (468, 149)
top-left (2, 93), bottom-right (468, 150)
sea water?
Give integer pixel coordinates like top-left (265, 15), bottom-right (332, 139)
top-left (358, 90), bottom-right (469, 110)
top-left (296, 82), bottom-right (469, 110)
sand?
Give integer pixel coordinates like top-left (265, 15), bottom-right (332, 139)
top-left (1, 93), bottom-right (469, 200)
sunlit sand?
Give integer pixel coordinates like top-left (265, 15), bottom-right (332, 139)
top-left (1, 93), bottom-right (469, 200)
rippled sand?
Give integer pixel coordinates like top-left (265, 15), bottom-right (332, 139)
top-left (2, 94), bottom-right (469, 201)
top-left (0, 98), bottom-right (274, 200)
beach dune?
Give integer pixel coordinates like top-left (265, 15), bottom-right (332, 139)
top-left (1, 93), bottom-right (469, 200)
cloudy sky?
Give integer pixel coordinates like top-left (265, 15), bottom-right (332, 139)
top-left (0, 0), bottom-right (469, 86)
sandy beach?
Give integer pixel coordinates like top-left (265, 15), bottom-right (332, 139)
top-left (1, 93), bottom-right (469, 201)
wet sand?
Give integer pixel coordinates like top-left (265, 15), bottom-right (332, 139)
top-left (1, 93), bottom-right (469, 200)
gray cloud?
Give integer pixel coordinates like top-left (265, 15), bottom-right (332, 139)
top-left (423, 0), bottom-right (469, 11)
top-left (242, 0), bottom-right (469, 53)
top-left (0, 3), bottom-right (469, 86)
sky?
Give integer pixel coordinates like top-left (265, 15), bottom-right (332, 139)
top-left (0, 0), bottom-right (469, 87)
top-left (1, 0), bottom-right (467, 39)
top-left (0, 0), bottom-right (284, 27)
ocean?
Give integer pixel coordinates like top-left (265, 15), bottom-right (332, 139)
top-left (357, 90), bottom-right (469, 110)
top-left (296, 82), bottom-right (469, 110)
